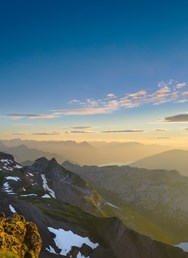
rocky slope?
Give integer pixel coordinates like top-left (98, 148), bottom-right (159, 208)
top-left (63, 161), bottom-right (188, 245)
top-left (0, 194), bottom-right (187, 258)
top-left (0, 152), bottom-right (188, 257)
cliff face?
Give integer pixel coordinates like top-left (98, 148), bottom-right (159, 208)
top-left (0, 212), bottom-right (42, 258)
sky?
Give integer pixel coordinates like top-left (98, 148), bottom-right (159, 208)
top-left (1, 0), bottom-right (188, 147)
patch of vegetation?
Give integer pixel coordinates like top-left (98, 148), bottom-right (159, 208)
top-left (22, 197), bottom-right (103, 241)
top-left (0, 250), bottom-right (19, 258)
top-left (0, 212), bottom-right (42, 258)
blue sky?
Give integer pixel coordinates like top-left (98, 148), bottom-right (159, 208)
top-left (1, 0), bottom-right (188, 146)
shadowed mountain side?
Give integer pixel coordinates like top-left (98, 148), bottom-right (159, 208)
top-left (63, 161), bottom-right (188, 245)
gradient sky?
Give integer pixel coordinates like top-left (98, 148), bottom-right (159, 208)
top-left (1, 0), bottom-right (188, 147)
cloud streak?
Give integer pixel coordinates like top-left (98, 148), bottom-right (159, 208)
top-left (71, 126), bottom-right (93, 129)
top-left (164, 113), bottom-right (188, 122)
top-left (154, 128), bottom-right (168, 131)
top-left (68, 130), bottom-right (92, 134)
top-left (59, 100), bottom-right (119, 115)
top-left (31, 132), bottom-right (60, 135)
top-left (0, 114), bottom-right (59, 119)
top-left (102, 129), bottom-right (144, 133)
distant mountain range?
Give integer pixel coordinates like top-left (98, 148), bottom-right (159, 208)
top-left (0, 142), bottom-right (65, 163)
top-left (1, 139), bottom-right (172, 165)
top-left (1, 152), bottom-right (188, 257)
top-left (131, 149), bottom-right (188, 176)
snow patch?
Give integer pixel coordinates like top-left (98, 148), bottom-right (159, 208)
top-left (47, 227), bottom-right (99, 256)
top-left (77, 252), bottom-right (89, 258)
top-left (41, 174), bottom-right (56, 198)
top-left (46, 245), bottom-right (56, 254)
top-left (1, 159), bottom-right (13, 165)
top-left (106, 201), bottom-right (120, 209)
top-left (20, 193), bottom-right (37, 197)
top-left (176, 242), bottom-right (188, 252)
top-left (0, 159), bottom-right (22, 171)
top-left (9, 205), bottom-right (16, 213)
top-left (3, 166), bottom-right (13, 171)
top-left (42, 194), bottom-right (51, 198)
top-left (14, 164), bottom-right (23, 169)
top-left (5, 176), bottom-right (20, 182)
top-left (2, 182), bottom-right (14, 194)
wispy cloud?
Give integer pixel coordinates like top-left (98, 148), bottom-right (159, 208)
top-left (0, 113), bottom-right (59, 119)
top-left (67, 130), bottom-right (93, 134)
top-left (58, 80), bottom-right (188, 116)
top-left (154, 128), bottom-right (168, 131)
top-left (182, 91), bottom-right (188, 97)
top-left (60, 100), bottom-right (119, 115)
top-left (2, 80), bottom-right (188, 119)
top-left (32, 132), bottom-right (60, 135)
top-left (175, 99), bottom-right (188, 103)
top-left (71, 126), bottom-right (93, 129)
top-left (128, 90), bottom-right (147, 98)
top-left (106, 93), bottom-right (117, 99)
top-left (65, 126), bottom-right (96, 134)
top-left (102, 129), bottom-right (144, 133)
top-left (176, 83), bottom-right (187, 89)
top-left (164, 113), bottom-right (188, 122)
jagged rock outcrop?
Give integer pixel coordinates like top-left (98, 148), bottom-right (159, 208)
top-left (0, 212), bottom-right (42, 258)
top-left (26, 157), bottom-right (106, 215)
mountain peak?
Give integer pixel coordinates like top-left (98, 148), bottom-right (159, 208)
top-left (31, 157), bottom-right (60, 173)
top-left (50, 157), bottom-right (57, 163)
top-left (0, 152), bottom-right (14, 161)
top-left (33, 157), bottom-right (50, 171)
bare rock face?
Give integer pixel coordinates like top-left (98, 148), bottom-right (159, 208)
top-left (0, 212), bottom-right (42, 258)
